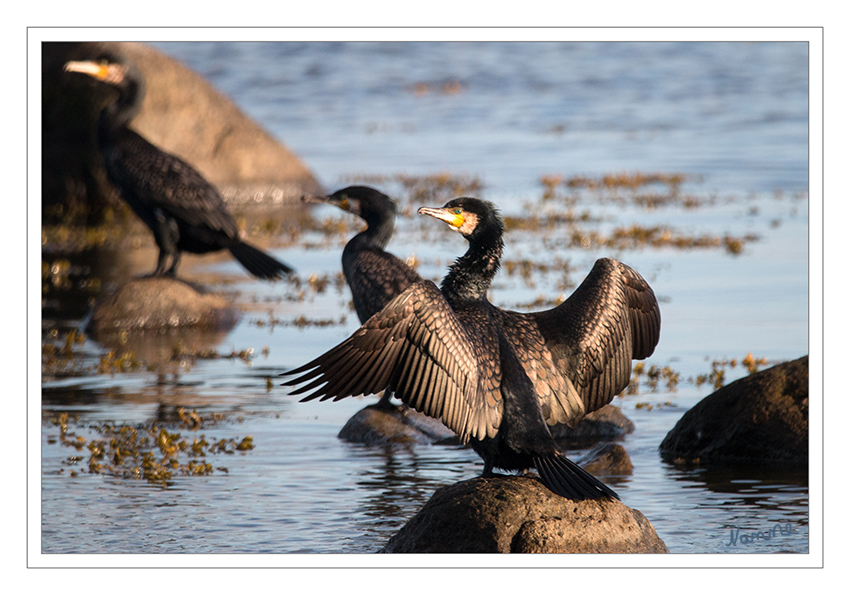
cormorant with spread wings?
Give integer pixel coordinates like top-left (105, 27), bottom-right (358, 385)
top-left (283, 197), bottom-right (660, 500)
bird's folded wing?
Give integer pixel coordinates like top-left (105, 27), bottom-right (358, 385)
top-left (109, 130), bottom-right (238, 235)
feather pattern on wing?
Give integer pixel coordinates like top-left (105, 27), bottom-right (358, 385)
top-left (494, 258), bottom-right (660, 426)
top-left (284, 280), bottom-right (503, 442)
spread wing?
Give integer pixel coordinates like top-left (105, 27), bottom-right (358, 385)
top-left (496, 258), bottom-right (660, 426)
top-left (282, 280), bottom-right (503, 442)
top-left (105, 128), bottom-right (238, 236)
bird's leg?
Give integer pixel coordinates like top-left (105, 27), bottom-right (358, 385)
top-left (481, 461), bottom-right (495, 478)
top-left (152, 210), bottom-right (180, 277)
top-left (166, 251), bottom-right (181, 277)
top-left (154, 248), bottom-right (170, 276)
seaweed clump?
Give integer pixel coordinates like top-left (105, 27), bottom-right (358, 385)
top-left (47, 408), bottom-right (255, 487)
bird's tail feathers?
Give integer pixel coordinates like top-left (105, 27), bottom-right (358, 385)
top-left (534, 453), bottom-right (619, 500)
top-left (230, 241), bottom-right (294, 280)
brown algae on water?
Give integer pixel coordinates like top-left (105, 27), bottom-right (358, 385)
top-left (624, 353), bottom-right (776, 397)
top-left (47, 408), bottom-right (254, 487)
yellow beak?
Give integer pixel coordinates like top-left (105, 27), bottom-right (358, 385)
top-left (418, 206), bottom-right (464, 229)
top-left (64, 60), bottom-right (109, 81)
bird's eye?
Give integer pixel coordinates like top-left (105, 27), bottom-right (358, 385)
top-left (454, 208), bottom-right (462, 215)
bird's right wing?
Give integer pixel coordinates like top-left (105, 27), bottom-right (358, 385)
top-left (282, 280), bottom-right (502, 442)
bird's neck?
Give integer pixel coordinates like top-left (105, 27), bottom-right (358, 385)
top-left (97, 77), bottom-right (143, 138)
top-left (441, 233), bottom-right (503, 304)
top-left (350, 216), bottom-right (394, 251)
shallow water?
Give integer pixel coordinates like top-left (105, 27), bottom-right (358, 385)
top-left (40, 41), bottom-right (810, 557)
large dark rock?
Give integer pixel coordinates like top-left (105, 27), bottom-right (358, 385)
top-left (43, 41), bottom-right (324, 219)
top-left (660, 356), bottom-right (808, 465)
top-left (380, 476), bottom-right (667, 553)
top-left (338, 404), bottom-right (456, 445)
top-left (89, 277), bottom-right (240, 333)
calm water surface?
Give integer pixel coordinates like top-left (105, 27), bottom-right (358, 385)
top-left (41, 41), bottom-right (810, 557)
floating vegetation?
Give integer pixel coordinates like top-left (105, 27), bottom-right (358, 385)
top-left (253, 313), bottom-right (347, 330)
top-left (503, 210), bottom-right (597, 231)
top-left (244, 214), bottom-right (304, 243)
top-left (565, 171), bottom-right (691, 191)
top-left (42, 258), bottom-right (102, 295)
top-left (42, 329), bottom-right (93, 377)
top-left (47, 408), bottom-right (253, 487)
top-left (627, 354), bottom-right (778, 395)
top-left (174, 347), bottom-right (256, 365)
top-left (408, 79), bottom-right (466, 96)
top-left (285, 272), bottom-right (347, 295)
top-left (693, 352), bottom-right (773, 389)
top-left (635, 401), bottom-right (678, 411)
top-left (42, 205), bottom-right (139, 253)
top-left (97, 349), bottom-right (146, 374)
top-left (564, 225), bottom-right (757, 255)
top-left (627, 362), bottom-right (681, 395)
top-left (502, 257), bottom-right (571, 283)
top-left (538, 171), bottom-right (730, 211)
top-left (506, 294), bottom-right (567, 310)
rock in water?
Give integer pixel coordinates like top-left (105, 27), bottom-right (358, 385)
top-left (380, 476), bottom-right (667, 553)
top-left (338, 404), bottom-right (456, 445)
top-left (89, 276), bottom-right (240, 333)
top-left (660, 356), bottom-right (808, 464)
top-left (578, 443), bottom-right (634, 475)
top-left (550, 404), bottom-right (635, 444)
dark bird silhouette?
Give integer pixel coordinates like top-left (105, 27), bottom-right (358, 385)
top-left (283, 197), bottom-right (661, 500)
top-left (64, 54), bottom-right (293, 280)
top-left (303, 186), bottom-right (423, 408)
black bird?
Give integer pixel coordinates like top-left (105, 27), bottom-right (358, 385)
top-left (63, 54), bottom-right (294, 280)
top-left (303, 186), bottom-right (423, 408)
top-left (283, 198), bottom-right (661, 500)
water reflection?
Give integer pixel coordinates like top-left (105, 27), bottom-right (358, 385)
top-left (93, 325), bottom-right (238, 370)
top-left (665, 461), bottom-right (808, 496)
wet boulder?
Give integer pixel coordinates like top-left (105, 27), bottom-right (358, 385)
top-left (380, 476), bottom-right (667, 553)
top-left (341, 402), bottom-right (634, 447)
top-left (578, 443), bottom-right (634, 476)
top-left (660, 356), bottom-right (808, 464)
top-left (338, 404), bottom-right (456, 445)
top-left (89, 277), bottom-right (240, 334)
top-left (551, 403), bottom-right (635, 443)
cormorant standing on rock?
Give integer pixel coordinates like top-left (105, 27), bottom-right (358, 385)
top-left (64, 54), bottom-right (293, 279)
top-left (283, 197), bottom-right (661, 501)
top-left (302, 186), bottom-right (423, 409)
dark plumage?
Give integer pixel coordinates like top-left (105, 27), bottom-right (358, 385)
top-left (283, 198), bottom-right (661, 500)
top-left (63, 54), bottom-right (293, 279)
top-left (303, 186), bottom-right (423, 408)
top-left (304, 186), bottom-right (422, 322)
